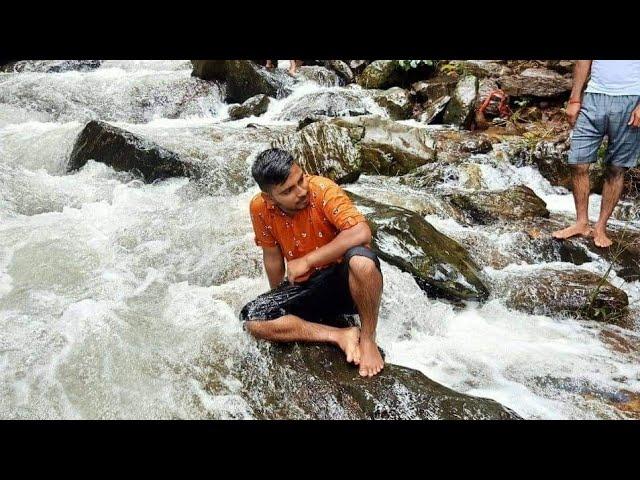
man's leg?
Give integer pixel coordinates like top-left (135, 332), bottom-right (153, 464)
top-left (552, 163), bottom-right (593, 239)
top-left (593, 165), bottom-right (627, 247)
top-left (347, 254), bottom-right (384, 377)
top-left (245, 315), bottom-right (361, 363)
top-left (553, 93), bottom-right (606, 240)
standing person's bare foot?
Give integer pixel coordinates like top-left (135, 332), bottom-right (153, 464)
top-left (288, 60), bottom-right (301, 76)
top-left (552, 223), bottom-right (593, 240)
top-left (358, 337), bottom-right (384, 377)
top-left (593, 224), bottom-right (613, 248)
top-left (336, 327), bottom-right (361, 365)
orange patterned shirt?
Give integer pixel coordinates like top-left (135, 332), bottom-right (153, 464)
top-left (250, 175), bottom-right (367, 268)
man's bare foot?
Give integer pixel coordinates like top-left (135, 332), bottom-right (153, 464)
top-left (358, 337), bottom-right (384, 377)
top-left (337, 327), bottom-right (361, 365)
top-left (593, 226), bottom-right (613, 248)
top-left (552, 223), bottom-right (592, 240)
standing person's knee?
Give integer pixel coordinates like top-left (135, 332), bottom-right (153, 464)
top-left (571, 163), bottom-right (591, 174)
top-left (605, 164), bottom-right (627, 181)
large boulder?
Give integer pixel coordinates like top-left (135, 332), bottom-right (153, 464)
top-left (418, 95), bottom-right (451, 124)
top-left (446, 185), bottom-right (550, 225)
top-left (443, 75), bottom-right (478, 128)
top-left (412, 76), bottom-right (458, 103)
top-left (67, 120), bottom-right (198, 182)
top-left (347, 192), bottom-right (490, 301)
top-left (498, 68), bottom-right (572, 98)
top-left (227, 94), bottom-right (270, 120)
top-left (191, 60), bottom-right (292, 103)
top-left (239, 343), bottom-right (520, 419)
top-left (275, 90), bottom-right (371, 122)
top-left (452, 60), bottom-right (512, 78)
top-left (297, 66), bottom-right (342, 87)
top-left (323, 60), bottom-right (354, 84)
top-left (371, 87), bottom-right (413, 120)
top-left (271, 120), bottom-right (363, 183)
top-left (331, 116), bottom-right (437, 175)
top-left (492, 267), bottom-right (629, 323)
top-left (357, 60), bottom-right (404, 89)
top-left (272, 115), bottom-right (437, 182)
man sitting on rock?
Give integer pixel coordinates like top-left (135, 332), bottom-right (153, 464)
top-left (240, 148), bottom-right (385, 377)
top-left (553, 60), bottom-right (640, 247)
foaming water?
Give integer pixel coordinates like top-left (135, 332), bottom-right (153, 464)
top-left (1, 60), bottom-right (639, 419)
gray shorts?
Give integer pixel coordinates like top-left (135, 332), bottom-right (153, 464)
top-left (568, 92), bottom-right (640, 168)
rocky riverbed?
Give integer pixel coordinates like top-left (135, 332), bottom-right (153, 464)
top-left (0, 59), bottom-right (638, 419)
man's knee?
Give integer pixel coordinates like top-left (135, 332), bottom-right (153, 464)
top-left (604, 164), bottom-right (627, 182)
top-left (345, 247), bottom-right (381, 279)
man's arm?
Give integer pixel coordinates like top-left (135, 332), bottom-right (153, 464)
top-left (567, 60), bottom-right (592, 126)
top-left (262, 245), bottom-right (285, 289)
top-left (286, 222), bottom-right (371, 283)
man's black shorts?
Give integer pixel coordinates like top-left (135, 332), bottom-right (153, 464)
top-left (239, 246), bottom-right (381, 326)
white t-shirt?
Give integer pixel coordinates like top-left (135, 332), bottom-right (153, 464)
top-left (585, 60), bottom-right (640, 95)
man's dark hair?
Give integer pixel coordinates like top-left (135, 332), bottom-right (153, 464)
top-left (252, 148), bottom-right (295, 191)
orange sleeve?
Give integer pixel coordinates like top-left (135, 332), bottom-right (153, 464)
top-left (321, 180), bottom-right (366, 231)
top-left (250, 200), bottom-right (278, 248)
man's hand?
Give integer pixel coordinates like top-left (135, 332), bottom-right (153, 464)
top-left (628, 105), bottom-right (640, 128)
top-left (286, 256), bottom-right (312, 284)
top-left (566, 101), bottom-right (581, 127)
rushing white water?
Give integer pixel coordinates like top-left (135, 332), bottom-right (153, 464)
top-left (1, 60), bottom-right (639, 419)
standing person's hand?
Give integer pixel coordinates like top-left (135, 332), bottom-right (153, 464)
top-left (628, 105), bottom-right (640, 127)
top-left (566, 100), bottom-right (582, 127)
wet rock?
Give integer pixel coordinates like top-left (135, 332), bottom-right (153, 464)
top-left (357, 60), bottom-right (404, 89)
top-left (399, 161), bottom-right (461, 190)
top-left (493, 267), bottom-right (629, 322)
top-left (271, 120), bottom-right (363, 183)
top-left (275, 90), bottom-right (371, 122)
top-left (240, 342), bottom-right (520, 419)
top-left (498, 68), bottom-right (572, 98)
top-left (331, 116), bottom-right (437, 175)
top-left (297, 66), bottom-right (342, 87)
top-left (272, 115), bottom-right (437, 181)
top-left (324, 60), bottom-right (354, 84)
top-left (191, 60), bottom-right (292, 103)
top-left (411, 77), bottom-right (458, 102)
top-left (432, 129), bottom-right (494, 164)
top-left (0, 60), bottom-right (102, 73)
top-left (443, 75), bottom-right (478, 128)
top-left (67, 120), bottom-right (198, 182)
top-left (227, 94), bottom-right (270, 120)
top-left (371, 87), bottom-right (413, 120)
top-left (349, 60), bottom-right (370, 75)
top-left (452, 60), bottom-right (512, 78)
top-left (348, 192), bottom-right (490, 301)
top-left (418, 95), bottom-right (450, 124)
top-left (446, 185), bottom-right (550, 225)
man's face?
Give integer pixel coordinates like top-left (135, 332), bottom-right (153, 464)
top-left (266, 163), bottom-right (309, 213)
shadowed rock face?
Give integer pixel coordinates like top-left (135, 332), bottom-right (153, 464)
top-left (498, 68), bottom-right (572, 98)
top-left (347, 192), bottom-right (490, 302)
top-left (67, 120), bottom-right (198, 182)
top-left (238, 343), bottom-right (521, 420)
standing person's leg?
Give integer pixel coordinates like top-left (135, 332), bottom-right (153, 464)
top-left (593, 95), bottom-right (640, 247)
top-left (288, 60), bottom-right (302, 75)
top-left (344, 247), bottom-right (384, 377)
top-left (553, 93), bottom-right (606, 240)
